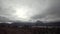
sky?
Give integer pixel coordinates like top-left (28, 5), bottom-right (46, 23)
top-left (0, 0), bottom-right (60, 23)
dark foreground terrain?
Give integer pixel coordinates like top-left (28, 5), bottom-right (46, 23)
top-left (0, 25), bottom-right (60, 34)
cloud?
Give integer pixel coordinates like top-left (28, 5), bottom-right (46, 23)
top-left (0, 16), bottom-right (11, 22)
top-left (31, 0), bottom-right (60, 22)
top-left (0, 0), bottom-right (60, 23)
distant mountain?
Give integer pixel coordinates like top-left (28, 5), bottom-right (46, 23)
top-left (0, 21), bottom-right (60, 27)
top-left (35, 21), bottom-right (60, 26)
top-left (0, 23), bottom-right (9, 27)
top-left (35, 21), bottom-right (46, 26)
top-left (46, 21), bottom-right (60, 26)
top-left (11, 22), bottom-right (36, 26)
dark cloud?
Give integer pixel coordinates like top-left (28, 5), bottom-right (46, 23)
top-left (31, 0), bottom-right (60, 22)
top-left (0, 16), bottom-right (11, 22)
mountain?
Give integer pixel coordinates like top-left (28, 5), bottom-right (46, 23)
top-left (0, 21), bottom-right (60, 27)
top-left (35, 21), bottom-right (45, 26)
top-left (46, 21), bottom-right (60, 26)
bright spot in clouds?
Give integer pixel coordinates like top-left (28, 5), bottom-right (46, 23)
top-left (15, 7), bottom-right (29, 19)
top-left (13, 6), bottom-right (37, 22)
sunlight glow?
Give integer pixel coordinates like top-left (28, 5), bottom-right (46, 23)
top-left (16, 7), bottom-right (28, 19)
top-left (13, 6), bottom-right (33, 22)
top-left (12, 6), bottom-right (39, 22)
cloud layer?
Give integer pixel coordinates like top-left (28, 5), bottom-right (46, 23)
top-left (0, 0), bottom-right (60, 23)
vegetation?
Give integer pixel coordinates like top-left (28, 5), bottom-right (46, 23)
top-left (0, 25), bottom-right (59, 34)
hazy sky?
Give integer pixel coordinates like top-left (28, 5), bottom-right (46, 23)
top-left (0, 0), bottom-right (60, 23)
